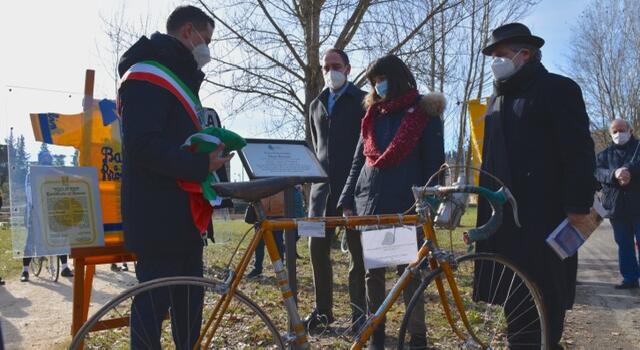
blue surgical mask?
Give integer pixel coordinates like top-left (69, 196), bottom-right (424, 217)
top-left (375, 80), bottom-right (388, 98)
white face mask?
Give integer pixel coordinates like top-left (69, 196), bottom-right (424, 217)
top-left (190, 30), bottom-right (211, 70)
top-left (612, 131), bottom-right (631, 145)
top-left (491, 50), bottom-right (522, 80)
top-left (324, 70), bottom-right (347, 90)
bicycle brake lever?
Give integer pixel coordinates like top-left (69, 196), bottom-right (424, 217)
top-left (503, 187), bottom-right (521, 228)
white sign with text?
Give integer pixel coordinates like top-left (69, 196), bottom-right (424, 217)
top-left (297, 220), bottom-right (326, 237)
top-left (361, 226), bottom-right (418, 270)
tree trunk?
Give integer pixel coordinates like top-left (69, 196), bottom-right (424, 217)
top-left (301, 1), bottom-right (324, 147)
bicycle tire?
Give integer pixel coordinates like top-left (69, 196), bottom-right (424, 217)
top-left (29, 257), bottom-right (43, 277)
top-left (46, 256), bottom-right (60, 282)
top-left (69, 276), bottom-right (285, 349)
top-left (398, 253), bottom-right (549, 349)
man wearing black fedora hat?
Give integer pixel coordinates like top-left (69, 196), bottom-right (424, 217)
top-left (475, 23), bottom-right (596, 349)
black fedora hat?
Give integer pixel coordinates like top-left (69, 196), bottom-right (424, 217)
top-left (482, 22), bottom-right (544, 55)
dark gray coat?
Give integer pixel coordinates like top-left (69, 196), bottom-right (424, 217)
top-left (595, 137), bottom-right (640, 218)
top-left (118, 33), bottom-right (209, 257)
top-left (338, 93), bottom-right (446, 215)
top-left (308, 83), bottom-right (366, 217)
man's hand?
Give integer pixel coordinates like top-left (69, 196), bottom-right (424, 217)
top-left (567, 213), bottom-right (592, 230)
top-left (342, 208), bottom-right (354, 217)
top-left (208, 143), bottom-right (234, 172)
top-left (615, 167), bottom-right (631, 186)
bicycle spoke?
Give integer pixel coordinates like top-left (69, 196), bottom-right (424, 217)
top-left (71, 277), bottom-right (284, 349)
top-left (398, 254), bottom-right (547, 349)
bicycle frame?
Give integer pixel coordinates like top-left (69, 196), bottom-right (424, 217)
top-left (197, 197), bottom-right (489, 350)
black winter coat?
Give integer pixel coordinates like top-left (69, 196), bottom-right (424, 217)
top-left (338, 93), bottom-right (445, 216)
top-left (118, 33), bottom-right (209, 257)
top-left (595, 137), bottom-right (640, 219)
top-left (308, 83), bottom-right (366, 217)
top-left (476, 61), bottom-right (596, 311)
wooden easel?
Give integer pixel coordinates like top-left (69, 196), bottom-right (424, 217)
top-left (69, 69), bottom-right (136, 337)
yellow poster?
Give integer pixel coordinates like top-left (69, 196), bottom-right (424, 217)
top-left (467, 99), bottom-right (488, 185)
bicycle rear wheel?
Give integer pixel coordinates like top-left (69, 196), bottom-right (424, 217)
top-left (69, 276), bottom-right (284, 349)
top-left (399, 253), bottom-right (548, 349)
top-left (45, 256), bottom-right (60, 282)
top-left (29, 257), bottom-right (44, 276)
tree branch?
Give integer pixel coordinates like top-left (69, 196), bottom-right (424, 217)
top-left (257, 0), bottom-right (307, 68)
top-left (198, 0), bottom-right (305, 81)
top-left (334, 0), bottom-right (371, 49)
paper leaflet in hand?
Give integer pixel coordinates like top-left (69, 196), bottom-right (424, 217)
top-left (546, 207), bottom-right (603, 259)
top-left (178, 127), bottom-right (246, 232)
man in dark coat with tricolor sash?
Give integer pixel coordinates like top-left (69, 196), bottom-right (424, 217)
top-left (476, 23), bottom-right (596, 349)
top-left (117, 6), bottom-right (231, 348)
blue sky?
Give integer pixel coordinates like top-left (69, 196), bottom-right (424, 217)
top-left (0, 0), bottom-right (590, 180)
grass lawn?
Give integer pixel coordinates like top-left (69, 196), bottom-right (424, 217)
top-left (1, 207), bottom-right (479, 348)
top-left (202, 207), bottom-right (478, 348)
top-left (0, 227), bottom-right (23, 280)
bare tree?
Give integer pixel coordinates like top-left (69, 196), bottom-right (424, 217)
top-left (97, 1), bottom-right (154, 96)
top-left (197, 0), bottom-right (462, 142)
top-left (567, 0), bottom-right (640, 147)
top-left (443, 0), bottom-right (538, 179)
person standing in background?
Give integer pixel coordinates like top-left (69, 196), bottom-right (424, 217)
top-left (338, 54), bottom-right (445, 349)
top-left (246, 191), bottom-right (286, 278)
top-left (305, 48), bottom-right (368, 333)
top-left (596, 118), bottom-right (640, 290)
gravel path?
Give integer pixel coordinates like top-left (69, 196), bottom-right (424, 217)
top-left (0, 264), bottom-right (136, 349)
top-left (563, 221), bottom-right (640, 350)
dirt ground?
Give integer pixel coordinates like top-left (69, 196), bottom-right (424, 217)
top-left (0, 264), bottom-right (137, 349)
top-left (0, 221), bottom-right (638, 349)
top-left (562, 221), bottom-right (640, 350)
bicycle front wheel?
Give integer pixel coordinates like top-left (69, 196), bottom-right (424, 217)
top-left (69, 276), bottom-right (284, 349)
top-left (399, 253), bottom-right (548, 349)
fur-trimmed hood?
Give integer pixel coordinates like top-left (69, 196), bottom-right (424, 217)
top-left (418, 92), bottom-right (446, 117)
top-left (364, 91), bottom-right (446, 117)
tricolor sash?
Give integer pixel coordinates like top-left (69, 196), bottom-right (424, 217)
top-left (120, 60), bottom-right (204, 130)
top-left (120, 60), bottom-right (213, 233)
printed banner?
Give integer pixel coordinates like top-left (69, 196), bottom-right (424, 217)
top-left (467, 99), bottom-right (488, 185)
top-left (22, 166), bottom-right (104, 257)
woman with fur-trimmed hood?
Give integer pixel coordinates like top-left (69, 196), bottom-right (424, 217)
top-left (338, 54), bottom-right (445, 349)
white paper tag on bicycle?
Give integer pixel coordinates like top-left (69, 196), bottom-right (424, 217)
top-left (297, 221), bottom-right (325, 237)
top-left (361, 226), bottom-right (418, 270)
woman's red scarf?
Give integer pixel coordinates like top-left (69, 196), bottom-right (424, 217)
top-left (362, 89), bottom-right (429, 168)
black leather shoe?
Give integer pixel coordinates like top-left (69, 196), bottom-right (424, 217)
top-left (61, 267), bottom-right (74, 277)
top-left (409, 333), bottom-right (427, 349)
top-left (614, 281), bottom-right (639, 289)
top-left (110, 263), bottom-right (121, 272)
top-left (20, 271), bottom-right (29, 282)
top-left (303, 309), bottom-right (334, 332)
top-left (121, 263), bottom-right (129, 272)
top-left (246, 268), bottom-right (262, 279)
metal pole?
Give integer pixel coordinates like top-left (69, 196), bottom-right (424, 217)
top-left (283, 187), bottom-right (297, 298)
top-left (283, 187), bottom-right (298, 349)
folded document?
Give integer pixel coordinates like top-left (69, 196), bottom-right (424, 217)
top-left (546, 208), bottom-right (602, 260)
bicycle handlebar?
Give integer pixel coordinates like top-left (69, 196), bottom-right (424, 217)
top-left (412, 185), bottom-right (521, 243)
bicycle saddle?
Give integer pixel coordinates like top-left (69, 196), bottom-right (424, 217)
top-left (211, 176), bottom-right (320, 202)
